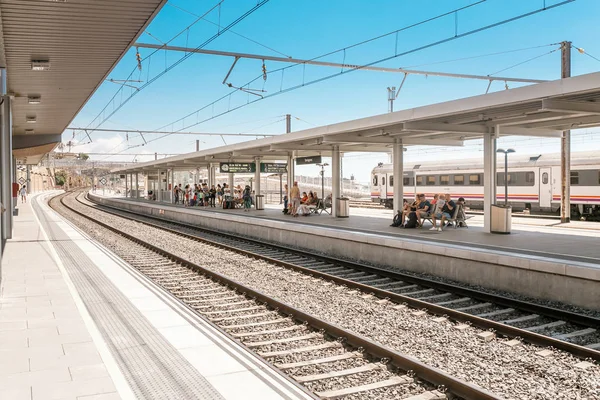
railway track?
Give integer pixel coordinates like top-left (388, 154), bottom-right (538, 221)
top-left (81, 192), bottom-right (600, 361)
top-left (51, 191), bottom-right (501, 400)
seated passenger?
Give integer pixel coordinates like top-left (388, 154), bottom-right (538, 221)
top-left (415, 194), bottom-right (431, 227)
top-left (431, 193), bottom-right (454, 231)
top-left (401, 195), bottom-right (420, 227)
top-left (307, 192), bottom-right (317, 205)
top-left (300, 192), bottom-right (308, 204)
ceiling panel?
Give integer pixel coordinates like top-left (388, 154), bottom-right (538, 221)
top-left (0, 0), bottom-right (166, 139)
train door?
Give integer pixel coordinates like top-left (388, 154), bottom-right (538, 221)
top-left (381, 174), bottom-right (388, 201)
top-left (539, 167), bottom-right (552, 208)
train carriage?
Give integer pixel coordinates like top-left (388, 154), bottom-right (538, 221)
top-left (371, 152), bottom-right (600, 218)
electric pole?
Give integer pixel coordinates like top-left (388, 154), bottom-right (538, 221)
top-left (561, 41), bottom-right (571, 223)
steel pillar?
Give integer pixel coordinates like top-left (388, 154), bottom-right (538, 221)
top-left (393, 138), bottom-right (404, 216)
top-left (483, 128), bottom-right (497, 233)
top-left (26, 166), bottom-right (31, 194)
top-left (157, 169), bottom-right (161, 202)
top-left (560, 41), bottom-right (571, 223)
top-left (254, 157), bottom-right (261, 196)
top-left (228, 172), bottom-right (234, 191)
top-left (1, 95), bottom-right (13, 241)
top-left (135, 173), bottom-right (139, 199)
top-left (125, 173), bottom-right (129, 197)
top-left (287, 153), bottom-right (295, 194)
top-left (331, 145), bottom-right (340, 217)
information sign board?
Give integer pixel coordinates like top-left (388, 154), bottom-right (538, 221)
top-left (260, 163), bottom-right (287, 173)
top-left (219, 162), bottom-right (256, 173)
top-left (295, 155), bottom-right (322, 165)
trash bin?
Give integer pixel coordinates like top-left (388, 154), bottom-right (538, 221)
top-left (337, 197), bottom-right (350, 218)
top-left (255, 195), bottom-right (265, 210)
top-left (491, 204), bottom-right (512, 234)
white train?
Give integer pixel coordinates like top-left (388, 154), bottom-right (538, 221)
top-left (371, 151), bottom-right (600, 219)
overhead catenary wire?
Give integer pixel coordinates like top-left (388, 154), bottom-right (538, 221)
top-left (401, 43), bottom-right (561, 69)
top-left (167, 2), bottom-right (291, 58)
top-left (121, 0), bottom-right (573, 153)
top-left (75, 0), bottom-right (270, 142)
top-left (487, 46), bottom-right (560, 77)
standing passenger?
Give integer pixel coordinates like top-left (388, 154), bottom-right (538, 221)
top-left (283, 184), bottom-right (289, 214)
top-left (209, 185), bottom-right (216, 207)
top-left (290, 181), bottom-right (301, 217)
top-left (243, 185), bottom-right (252, 211)
top-left (20, 185), bottom-right (27, 203)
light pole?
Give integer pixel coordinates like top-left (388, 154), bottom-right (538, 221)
top-left (316, 163), bottom-right (329, 200)
top-left (496, 148), bottom-right (515, 206)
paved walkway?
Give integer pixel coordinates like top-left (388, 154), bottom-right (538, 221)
top-left (1, 193), bottom-right (312, 400)
top-left (0, 195), bottom-right (123, 400)
top-left (112, 195), bottom-right (600, 265)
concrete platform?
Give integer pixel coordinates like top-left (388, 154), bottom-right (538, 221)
top-left (91, 194), bottom-right (600, 311)
top-left (0, 192), bottom-right (313, 400)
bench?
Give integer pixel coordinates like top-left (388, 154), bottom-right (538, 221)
top-left (309, 199), bottom-right (331, 215)
top-left (420, 204), bottom-right (468, 229)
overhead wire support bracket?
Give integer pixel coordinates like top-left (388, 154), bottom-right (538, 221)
top-left (84, 129), bottom-right (93, 143)
top-left (222, 57), bottom-right (240, 84)
top-left (395, 73), bottom-right (409, 99)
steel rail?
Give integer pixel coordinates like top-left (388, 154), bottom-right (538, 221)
top-left (55, 191), bottom-right (501, 400)
top-left (83, 193), bottom-right (600, 361)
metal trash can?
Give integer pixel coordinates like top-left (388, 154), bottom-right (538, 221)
top-left (337, 197), bottom-right (350, 218)
top-left (491, 204), bottom-right (512, 234)
top-left (255, 195), bottom-right (265, 210)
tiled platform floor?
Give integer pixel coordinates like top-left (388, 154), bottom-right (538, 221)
top-left (0, 193), bottom-right (313, 400)
top-left (0, 195), bottom-right (121, 400)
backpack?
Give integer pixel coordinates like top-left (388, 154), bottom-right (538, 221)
top-left (391, 212), bottom-right (402, 227)
top-left (404, 212), bottom-right (418, 228)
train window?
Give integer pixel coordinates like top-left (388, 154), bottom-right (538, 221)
top-left (440, 175), bottom-right (450, 185)
top-left (525, 171), bottom-right (535, 185)
top-left (373, 175), bottom-right (378, 186)
top-left (469, 174), bottom-right (481, 185)
top-left (403, 177), bottom-right (410, 186)
top-left (382, 177), bottom-right (386, 186)
top-left (542, 172), bottom-right (548, 185)
top-left (570, 171), bottom-right (579, 185)
top-left (390, 176), bottom-right (393, 187)
top-left (416, 176), bottom-right (425, 186)
top-left (426, 175), bottom-right (436, 185)
top-left (453, 175), bottom-right (464, 185)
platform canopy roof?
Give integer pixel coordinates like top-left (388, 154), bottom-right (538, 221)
top-left (113, 71), bottom-right (600, 173)
top-left (2, 0), bottom-right (167, 165)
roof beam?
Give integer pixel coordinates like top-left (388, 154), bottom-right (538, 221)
top-left (521, 115), bottom-right (600, 129)
top-left (135, 43), bottom-right (546, 84)
top-left (65, 127), bottom-right (277, 137)
top-left (541, 99), bottom-right (600, 115)
top-left (402, 138), bottom-right (464, 146)
top-left (403, 122), bottom-right (487, 134)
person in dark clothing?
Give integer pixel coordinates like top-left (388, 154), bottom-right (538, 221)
top-left (209, 185), bottom-right (216, 207)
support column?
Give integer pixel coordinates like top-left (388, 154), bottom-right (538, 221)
top-left (561, 41), bottom-right (571, 223)
top-left (135, 173), bottom-right (139, 199)
top-left (228, 172), bottom-right (234, 192)
top-left (331, 146), bottom-right (340, 217)
top-left (392, 138), bottom-right (404, 216)
top-left (125, 173), bottom-right (129, 197)
top-left (254, 157), bottom-right (261, 196)
top-left (170, 169), bottom-right (174, 203)
top-left (157, 169), bottom-right (161, 202)
top-left (483, 128), bottom-right (497, 233)
top-left (1, 95), bottom-right (13, 241)
top-left (26, 165), bottom-right (31, 194)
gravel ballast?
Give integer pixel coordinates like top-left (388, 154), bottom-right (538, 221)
top-left (53, 193), bottom-right (600, 400)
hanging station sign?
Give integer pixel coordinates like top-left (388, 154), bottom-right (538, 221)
top-left (260, 163), bottom-right (287, 173)
top-left (219, 162), bottom-right (256, 173)
top-left (295, 155), bottom-right (322, 165)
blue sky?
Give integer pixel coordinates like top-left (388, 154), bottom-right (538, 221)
top-left (68, 0), bottom-right (600, 183)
